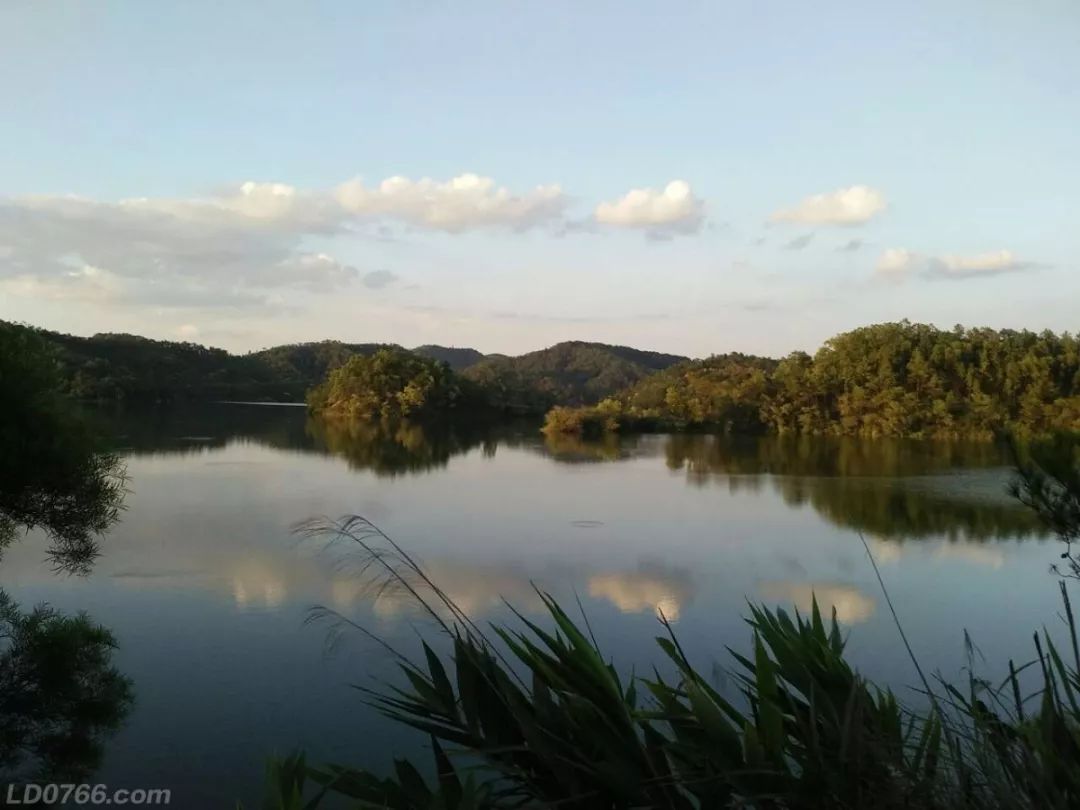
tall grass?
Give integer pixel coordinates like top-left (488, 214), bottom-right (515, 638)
top-left (245, 512), bottom-right (1080, 810)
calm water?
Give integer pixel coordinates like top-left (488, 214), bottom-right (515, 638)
top-left (0, 404), bottom-right (1064, 806)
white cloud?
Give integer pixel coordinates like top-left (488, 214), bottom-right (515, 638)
top-left (0, 189), bottom-right (358, 310)
top-left (176, 324), bottom-right (200, 339)
top-left (594, 180), bottom-right (705, 236)
top-left (875, 248), bottom-right (919, 279)
top-left (336, 173), bottom-right (566, 232)
top-left (875, 248), bottom-right (1037, 281)
top-left (0, 171), bottom-right (706, 313)
top-left (771, 185), bottom-right (886, 225)
top-left (262, 253), bottom-right (359, 289)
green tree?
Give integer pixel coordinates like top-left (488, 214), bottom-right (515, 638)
top-left (307, 348), bottom-right (465, 421)
top-left (0, 593), bottom-right (134, 782)
top-left (0, 323), bottom-right (126, 572)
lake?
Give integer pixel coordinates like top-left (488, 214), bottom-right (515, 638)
top-left (0, 403), bottom-right (1064, 806)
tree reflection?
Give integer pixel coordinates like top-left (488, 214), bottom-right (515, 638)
top-left (0, 593), bottom-right (134, 782)
top-left (306, 416), bottom-right (493, 476)
top-left (663, 434), bottom-right (1040, 541)
top-left (1, 324), bottom-right (127, 574)
top-left (0, 323), bottom-right (134, 781)
top-left (540, 430), bottom-right (635, 463)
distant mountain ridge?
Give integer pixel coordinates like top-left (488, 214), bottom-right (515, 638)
top-left (5, 321), bottom-right (688, 407)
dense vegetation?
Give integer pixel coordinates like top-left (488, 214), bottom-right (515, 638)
top-left (0, 592), bottom-right (133, 782)
top-left (0, 323), bottom-right (127, 571)
top-left (248, 340), bottom-right (391, 396)
top-left (412, 345), bottom-right (487, 371)
top-left (6, 321), bottom-right (682, 410)
top-left (306, 348), bottom-right (474, 421)
top-left (43, 328), bottom-right (291, 402)
top-left (464, 341), bottom-right (686, 410)
top-left (554, 322), bottom-right (1080, 439)
top-left (15, 318), bottom-right (1080, 437)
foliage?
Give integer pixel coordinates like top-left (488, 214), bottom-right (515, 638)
top-left (547, 322), bottom-right (1080, 439)
top-left (10, 319), bottom-right (684, 411)
top-left (463, 341), bottom-right (687, 409)
top-left (251, 341), bottom-right (392, 396)
top-left (412, 346), bottom-right (487, 372)
top-left (260, 516), bottom-right (1080, 810)
top-left (0, 322), bottom-right (127, 572)
top-left (616, 352), bottom-right (777, 432)
top-left (52, 327), bottom-right (296, 402)
top-left (307, 349), bottom-right (469, 421)
top-left (0, 592), bottom-right (134, 783)
top-left (762, 322), bottom-right (1080, 438)
top-left (1011, 432), bottom-right (1080, 577)
top-left (458, 360), bottom-right (555, 416)
top-left (541, 402), bottom-right (619, 437)
top-left (18, 317), bottom-right (1080, 436)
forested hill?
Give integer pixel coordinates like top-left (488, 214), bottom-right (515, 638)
top-left (19, 319), bottom-right (1080, 436)
top-left (462, 341), bottom-right (688, 408)
top-left (410, 345), bottom-right (487, 371)
top-left (551, 322), bottom-right (1080, 439)
top-left (249, 341), bottom-right (393, 391)
top-left (7, 321), bottom-right (683, 406)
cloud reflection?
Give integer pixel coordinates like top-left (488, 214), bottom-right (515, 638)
top-left (588, 562), bottom-right (695, 620)
top-left (348, 560), bottom-right (547, 620)
top-left (759, 581), bottom-right (876, 625)
top-left (868, 536), bottom-right (1005, 570)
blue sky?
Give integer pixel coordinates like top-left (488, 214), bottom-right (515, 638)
top-left (1, 1), bottom-right (1077, 356)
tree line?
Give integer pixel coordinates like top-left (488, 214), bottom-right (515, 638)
top-left (546, 321), bottom-right (1080, 439)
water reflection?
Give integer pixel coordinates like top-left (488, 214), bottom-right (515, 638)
top-left (0, 349), bottom-right (133, 782)
top-left (866, 536), bottom-right (1006, 569)
top-left (4, 402), bottom-right (1052, 803)
top-left (664, 434), bottom-right (1012, 478)
top-left (538, 432), bottom-right (641, 463)
top-left (662, 434), bottom-right (1039, 542)
top-left (758, 581), bottom-right (877, 625)
top-left (1, 407), bottom-right (126, 574)
top-left (89, 405), bottom-right (1042, 548)
top-left (358, 559), bottom-right (547, 619)
top-left (587, 562), bottom-right (695, 620)
top-left (306, 418), bottom-right (496, 477)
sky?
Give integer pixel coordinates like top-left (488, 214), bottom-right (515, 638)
top-left (1, 0), bottom-right (1077, 358)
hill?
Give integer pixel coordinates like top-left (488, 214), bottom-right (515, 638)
top-left (608, 352), bottom-right (779, 432)
top-left (45, 330), bottom-right (287, 401)
top-left (462, 341), bottom-right (688, 408)
top-left (544, 322), bottom-right (1080, 438)
top-left (249, 341), bottom-right (394, 391)
top-left (410, 345), bottom-right (487, 371)
top-left (5, 322), bottom-right (683, 409)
